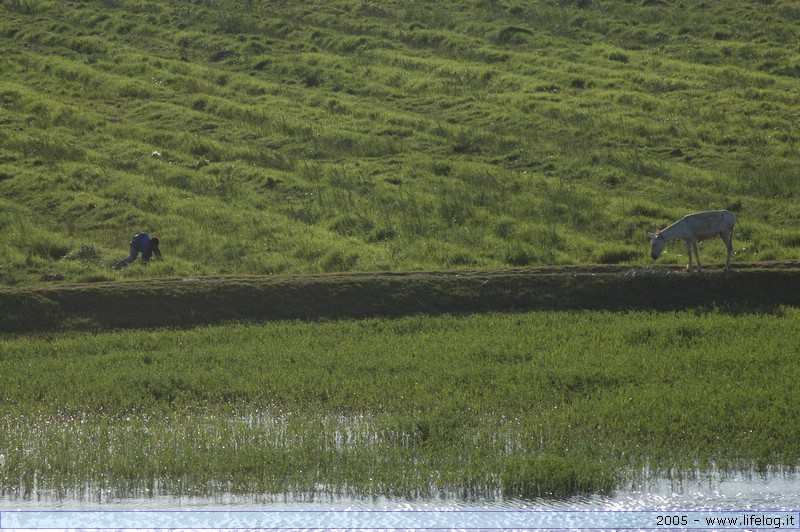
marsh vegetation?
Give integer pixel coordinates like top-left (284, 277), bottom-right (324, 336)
top-left (2, 309), bottom-right (799, 500)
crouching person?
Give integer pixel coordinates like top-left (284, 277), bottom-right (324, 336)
top-left (113, 232), bottom-right (161, 269)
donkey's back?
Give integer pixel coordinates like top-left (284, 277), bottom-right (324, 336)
top-left (683, 210), bottom-right (736, 240)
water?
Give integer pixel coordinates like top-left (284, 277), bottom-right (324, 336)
top-left (1, 474), bottom-right (798, 530)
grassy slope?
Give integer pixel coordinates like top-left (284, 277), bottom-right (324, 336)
top-left (1, 0), bottom-right (800, 286)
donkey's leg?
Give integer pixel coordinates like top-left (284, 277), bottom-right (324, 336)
top-left (693, 241), bottom-right (702, 272)
top-left (722, 230), bottom-right (733, 271)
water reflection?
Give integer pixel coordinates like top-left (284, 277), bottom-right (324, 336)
top-left (608, 473), bottom-right (799, 511)
top-left (2, 473), bottom-right (797, 511)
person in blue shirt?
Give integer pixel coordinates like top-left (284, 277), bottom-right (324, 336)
top-left (113, 232), bottom-right (161, 269)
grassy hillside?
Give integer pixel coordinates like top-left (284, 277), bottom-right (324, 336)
top-left (2, 0), bottom-right (800, 285)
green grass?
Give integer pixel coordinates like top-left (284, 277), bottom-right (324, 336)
top-left (1, 309), bottom-right (798, 499)
top-left (2, 0), bottom-right (800, 285)
top-left (2, 0), bottom-right (800, 502)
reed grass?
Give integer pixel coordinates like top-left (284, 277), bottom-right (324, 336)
top-left (1, 308), bottom-right (798, 500)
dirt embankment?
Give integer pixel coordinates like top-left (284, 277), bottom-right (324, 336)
top-left (1, 263), bottom-right (799, 333)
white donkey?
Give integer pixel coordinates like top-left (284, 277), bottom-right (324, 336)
top-left (649, 210), bottom-right (737, 272)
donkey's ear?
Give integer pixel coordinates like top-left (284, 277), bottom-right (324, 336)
top-left (647, 231), bottom-right (656, 238)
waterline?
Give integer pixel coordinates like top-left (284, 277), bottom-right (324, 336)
top-left (1, 474), bottom-right (798, 530)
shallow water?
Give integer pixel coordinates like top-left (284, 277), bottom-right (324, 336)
top-left (1, 474), bottom-right (798, 530)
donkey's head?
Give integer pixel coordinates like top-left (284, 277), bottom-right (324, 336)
top-left (648, 231), bottom-right (666, 260)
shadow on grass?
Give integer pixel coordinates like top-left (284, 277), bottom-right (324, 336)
top-left (2, 265), bottom-right (800, 333)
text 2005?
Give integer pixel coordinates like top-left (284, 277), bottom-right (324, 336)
top-left (656, 515), bottom-right (688, 526)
